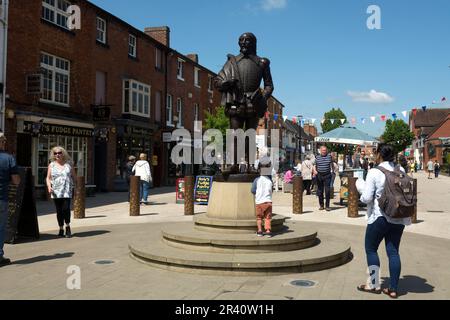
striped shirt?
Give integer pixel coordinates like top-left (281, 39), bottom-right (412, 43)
top-left (315, 153), bottom-right (332, 174)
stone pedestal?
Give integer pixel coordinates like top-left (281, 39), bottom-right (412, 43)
top-left (207, 182), bottom-right (256, 220)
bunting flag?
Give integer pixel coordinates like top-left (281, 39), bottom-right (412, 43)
top-left (442, 97), bottom-right (447, 102)
top-left (274, 114), bottom-right (279, 121)
top-left (283, 116), bottom-right (288, 122)
top-left (402, 111), bottom-right (408, 118)
top-left (340, 119), bottom-right (346, 125)
top-left (413, 109), bottom-right (418, 116)
top-left (381, 115), bottom-right (387, 122)
top-left (330, 119), bottom-right (335, 125)
top-left (321, 119), bottom-right (326, 125)
top-left (300, 119), bottom-right (305, 127)
top-left (422, 106), bottom-right (427, 112)
top-left (370, 116), bottom-right (376, 123)
top-left (392, 113), bottom-right (397, 120)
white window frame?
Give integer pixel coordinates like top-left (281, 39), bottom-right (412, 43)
top-left (166, 94), bottom-right (173, 127)
top-left (41, 0), bottom-right (71, 29)
top-left (194, 67), bottom-right (201, 88)
top-left (176, 98), bottom-right (184, 128)
top-left (96, 17), bottom-right (107, 44)
top-left (128, 34), bottom-right (137, 57)
top-left (208, 75), bottom-right (214, 93)
top-left (177, 58), bottom-right (185, 81)
top-left (40, 52), bottom-right (70, 106)
top-left (122, 79), bottom-right (151, 118)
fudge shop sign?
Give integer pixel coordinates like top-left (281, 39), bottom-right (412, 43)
top-left (24, 122), bottom-right (94, 138)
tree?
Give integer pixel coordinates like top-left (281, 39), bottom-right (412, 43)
top-left (321, 108), bottom-right (347, 133)
top-left (203, 106), bottom-right (229, 135)
top-left (381, 119), bottom-right (415, 156)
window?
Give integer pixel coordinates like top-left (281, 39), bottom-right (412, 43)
top-left (194, 68), bottom-right (201, 88)
top-left (128, 34), bottom-right (137, 57)
top-left (208, 75), bottom-right (214, 92)
top-left (155, 48), bottom-right (162, 70)
top-left (96, 17), bottom-right (107, 44)
top-left (123, 80), bottom-right (150, 117)
top-left (41, 0), bottom-right (71, 29)
top-left (177, 98), bottom-right (183, 128)
top-left (177, 59), bottom-right (184, 80)
top-left (166, 94), bottom-right (173, 126)
top-left (40, 52), bottom-right (70, 106)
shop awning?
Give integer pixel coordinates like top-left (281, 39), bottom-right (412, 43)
top-left (315, 125), bottom-right (378, 146)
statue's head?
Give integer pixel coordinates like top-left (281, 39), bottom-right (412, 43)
top-left (239, 33), bottom-right (257, 56)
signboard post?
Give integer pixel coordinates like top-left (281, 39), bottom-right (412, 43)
top-left (194, 176), bottom-right (213, 205)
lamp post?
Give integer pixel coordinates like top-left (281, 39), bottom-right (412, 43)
top-left (297, 115), bottom-right (303, 163)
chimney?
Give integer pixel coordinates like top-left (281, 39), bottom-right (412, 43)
top-left (144, 26), bottom-right (170, 47)
top-left (187, 54), bottom-right (199, 64)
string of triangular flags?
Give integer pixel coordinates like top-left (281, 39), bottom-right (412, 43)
top-left (263, 97), bottom-right (447, 126)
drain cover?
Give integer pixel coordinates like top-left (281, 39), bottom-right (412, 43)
top-left (94, 260), bottom-right (116, 265)
top-left (290, 280), bottom-right (316, 288)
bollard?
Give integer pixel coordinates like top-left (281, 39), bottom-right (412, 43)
top-left (130, 176), bottom-right (141, 216)
top-left (412, 179), bottom-right (418, 224)
top-left (74, 176), bottom-right (85, 219)
top-left (293, 176), bottom-right (303, 214)
top-left (184, 176), bottom-right (195, 216)
top-left (347, 177), bottom-right (359, 218)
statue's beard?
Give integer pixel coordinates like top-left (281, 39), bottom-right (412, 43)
top-left (240, 46), bottom-right (256, 56)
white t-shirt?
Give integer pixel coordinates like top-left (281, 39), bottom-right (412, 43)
top-left (251, 176), bottom-right (273, 205)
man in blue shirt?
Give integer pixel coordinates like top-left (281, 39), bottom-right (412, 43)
top-left (0, 132), bottom-right (20, 267)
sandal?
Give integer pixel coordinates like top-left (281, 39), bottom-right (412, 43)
top-left (357, 284), bottom-right (381, 295)
top-left (383, 288), bottom-right (398, 299)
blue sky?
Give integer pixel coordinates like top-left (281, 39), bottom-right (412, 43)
top-left (90, 0), bottom-right (450, 136)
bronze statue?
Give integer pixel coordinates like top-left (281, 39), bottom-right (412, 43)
top-left (215, 33), bottom-right (274, 173)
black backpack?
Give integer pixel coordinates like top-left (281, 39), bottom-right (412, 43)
top-left (376, 166), bottom-right (417, 219)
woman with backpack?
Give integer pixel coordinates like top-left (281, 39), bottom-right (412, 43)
top-left (355, 143), bottom-right (413, 299)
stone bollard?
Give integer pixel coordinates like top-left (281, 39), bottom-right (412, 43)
top-left (184, 176), bottom-right (195, 216)
top-left (130, 176), bottom-right (141, 216)
top-left (293, 176), bottom-right (303, 214)
top-left (347, 177), bottom-right (359, 218)
top-left (74, 176), bottom-right (85, 219)
top-left (412, 179), bottom-right (418, 224)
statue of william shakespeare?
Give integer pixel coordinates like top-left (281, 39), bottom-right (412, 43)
top-left (214, 32), bottom-right (274, 174)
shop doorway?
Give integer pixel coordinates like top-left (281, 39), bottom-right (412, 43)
top-left (94, 141), bottom-right (108, 192)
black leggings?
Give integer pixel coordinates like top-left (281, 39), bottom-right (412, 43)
top-left (54, 198), bottom-right (71, 227)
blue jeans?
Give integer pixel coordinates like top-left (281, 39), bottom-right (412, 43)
top-left (365, 216), bottom-right (405, 291)
top-left (140, 181), bottom-right (150, 203)
top-left (0, 200), bottom-right (8, 258)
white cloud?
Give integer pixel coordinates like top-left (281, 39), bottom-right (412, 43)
top-left (347, 90), bottom-right (394, 104)
top-left (261, 0), bottom-right (287, 11)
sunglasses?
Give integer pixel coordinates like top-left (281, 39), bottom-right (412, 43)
top-left (54, 152), bottom-right (63, 156)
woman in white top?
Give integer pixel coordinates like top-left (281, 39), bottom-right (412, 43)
top-left (132, 153), bottom-right (152, 205)
top-left (46, 146), bottom-right (77, 238)
top-left (356, 144), bottom-right (411, 299)
top-left (301, 156), bottom-right (313, 195)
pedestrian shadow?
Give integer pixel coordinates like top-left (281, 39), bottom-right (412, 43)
top-left (82, 215), bottom-right (107, 219)
top-left (73, 230), bottom-right (110, 238)
top-left (12, 252), bottom-right (75, 265)
top-left (147, 202), bottom-right (168, 206)
top-left (412, 220), bottom-right (425, 224)
top-left (381, 276), bottom-right (434, 297)
top-left (138, 213), bottom-right (159, 216)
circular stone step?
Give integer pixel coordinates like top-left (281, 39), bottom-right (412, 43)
top-left (129, 222), bottom-right (352, 276)
top-left (161, 223), bottom-right (318, 253)
top-left (194, 214), bottom-right (286, 234)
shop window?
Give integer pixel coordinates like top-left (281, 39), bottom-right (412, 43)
top-left (40, 52), bottom-right (70, 106)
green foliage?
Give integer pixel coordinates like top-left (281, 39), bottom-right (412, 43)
top-left (203, 106), bottom-right (229, 136)
top-left (321, 108), bottom-right (347, 133)
top-left (381, 119), bottom-right (415, 154)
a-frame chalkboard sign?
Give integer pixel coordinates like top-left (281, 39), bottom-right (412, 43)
top-left (5, 167), bottom-right (39, 244)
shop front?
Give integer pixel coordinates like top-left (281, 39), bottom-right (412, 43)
top-left (16, 116), bottom-right (94, 199)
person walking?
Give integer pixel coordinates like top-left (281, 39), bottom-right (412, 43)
top-left (360, 150), bottom-right (369, 180)
top-left (0, 133), bottom-right (20, 267)
top-left (427, 160), bottom-right (434, 179)
top-left (133, 154), bottom-right (152, 205)
top-left (313, 146), bottom-right (333, 211)
top-left (356, 143), bottom-right (411, 299)
top-left (251, 157), bottom-right (273, 238)
top-left (434, 160), bottom-right (441, 178)
top-left (409, 160), bottom-right (415, 178)
top-left (46, 146), bottom-right (77, 238)
top-left (301, 155), bottom-right (313, 195)
top-left (330, 157), bottom-right (339, 197)
top-left (125, 156), bottom-right (136, 202)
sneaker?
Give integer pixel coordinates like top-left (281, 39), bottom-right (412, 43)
top-left (0, 257), bottom-right (11, 267)
top-left (256, 231), bottom-right (264, 237)
top-left (326, 207), bottom-right (332, 212)
top-left (58, 229), bottom-right (65, 237)
top-left (319, 206), bottom-right (325, 211)
top-left (65, 226), bottom-right (72, 238)
top-left (264, 231), bottom-right (273, 238)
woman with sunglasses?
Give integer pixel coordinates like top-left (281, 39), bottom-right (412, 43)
top-left (46, 147), bottom-right (77, 238)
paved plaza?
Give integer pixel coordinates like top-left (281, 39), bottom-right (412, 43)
top-left (0, 172), bottom-right (449, 300)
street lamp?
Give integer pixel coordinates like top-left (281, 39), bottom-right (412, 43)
top-left (297, 115), bottom-right (303, 163)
